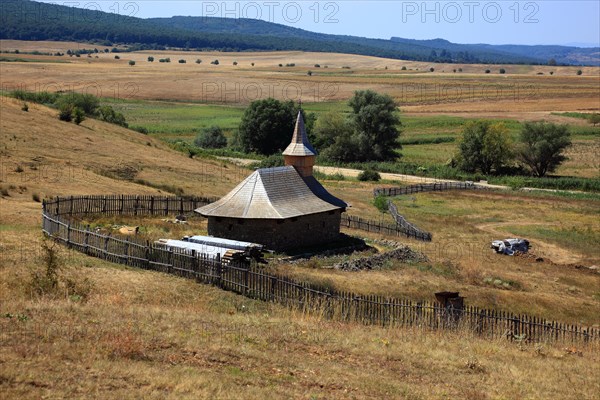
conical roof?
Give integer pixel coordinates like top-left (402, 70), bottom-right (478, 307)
top-left (282, 111), bottom-right (316, 156)
top-left (195, 166), bottom-right (345, 219)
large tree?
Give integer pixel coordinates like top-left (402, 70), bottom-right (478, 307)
top-left (518, 122), bottom-right (571, 177)
top-left (348, 90), bottom-right (401, 161)
top-left (238, 98), bottom-right (310, 155)
top-left (457, 121), bottom-right (513, 175)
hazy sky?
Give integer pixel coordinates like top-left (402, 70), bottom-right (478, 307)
top-left (36, 1), bottom-right (600, 46)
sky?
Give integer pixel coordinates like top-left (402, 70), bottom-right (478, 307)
top-left (35, 1), bottom-right (600, 46)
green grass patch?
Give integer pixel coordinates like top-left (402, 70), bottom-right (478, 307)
top-left (503, 225), bottom-right (600, 255)
top-left (102, 98), bottom-right (245, 137)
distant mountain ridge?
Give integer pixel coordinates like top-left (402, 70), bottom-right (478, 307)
top-left (1, 0), bottom-right (598, 65)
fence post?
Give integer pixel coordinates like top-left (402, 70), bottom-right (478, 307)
top-left (145, 240), bottom-right (151, 270)
top-left (216, 254), bottom-right (222, 288)
top-left (103, 234), bottom-right (110, 260)
top-left (84, 225), bottom-right (90, 255)
top-left (66, 222), bottom-right (71, 248)
top-left (124, 238), bottom-right (130, 265)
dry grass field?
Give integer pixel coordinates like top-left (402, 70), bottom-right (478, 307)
top-left (2, 40), bottom-right (599, 118)
top-left (1, 43), bottom-right (600, 398)
top-left (0, 99), bottom-right (599, 399)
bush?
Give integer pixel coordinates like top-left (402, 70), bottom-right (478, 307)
top-left (499, 68), bottom-right (506, 74)
top-left (254, 154), bottom-right (285, 169)
top-left (314, 64), bottom-right (320, 68)
top-left (30, 239), bottom-right (61, 297)
top-left (429, 67), bottom-right (434, 72)
top-left (358, 170), bottom-right (381, 181)
top-left (147, 56), bottom-right (154, 62)
top-left (193, 126), bottom-right (227, 149)
top-left (21, 102), bottom-right (29, 112)
top-left (128, 60), bottom-right (135, 66)
top-left (195, 59), bottom-right (202, 64)
top-left (32, 193), bottom-right (41, 202)
top-left (178, 59), bottom-right (186, 64)
top-left (233, 61), bottom-right (238, 65)
top-left (58, 104), bottom-right (73, 122)
top-left (131, 126), bottom-right (149, 134)
top-left (373, 194), bottom-right (388, 212)
top-left (72, 107), bottom-right (85, 125)
top-left (577, 70), bottom-right (582, 75)
top-left (401, 66), bottom-right (407, 71)
top-left (211, 59), bottom-right (219, 65)
top-left (98, 105), bottom-right (128, 127)
top-left (485, 69), bottom-right (491, 74)
top-left (10, 89), bottom-right (59, 104)
top-left (307, 70), bottom-right (312, 76)
top-left (114, 55), bottom-right (120, 59)
top-left (55, 92), bottom-right (99, 116)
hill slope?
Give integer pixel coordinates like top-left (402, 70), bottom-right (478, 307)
top-left (0, 97), bottom-right (244, 224)
top-left (0, 97), bottom-right (599, 400)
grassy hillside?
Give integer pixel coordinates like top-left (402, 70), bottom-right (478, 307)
top-left (1, 94), bottom-right (599, 399)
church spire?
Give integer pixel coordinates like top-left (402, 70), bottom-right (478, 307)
top-left (282, 111), bottom-right (316, 177)
top-left (283, 111), bottom-right (316, 157)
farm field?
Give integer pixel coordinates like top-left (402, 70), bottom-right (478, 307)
top-left (2, 40), bottom-right (599, 112)
top-left (1, 39), bottom-right (600, 398)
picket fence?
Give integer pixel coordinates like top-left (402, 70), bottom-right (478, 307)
top-left (40, 196), bottom-right (599, 345)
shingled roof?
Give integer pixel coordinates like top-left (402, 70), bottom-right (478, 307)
top-left (282, 111), bottom-right (316, 157)
top-left (195, 166), bottom-right (346, 219)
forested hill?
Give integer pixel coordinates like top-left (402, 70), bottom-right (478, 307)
top-left (1, 0), bottom-right (598, 65)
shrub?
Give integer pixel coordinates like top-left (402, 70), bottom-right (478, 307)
top-left (131, 126), bottom-right (149, 134)
top-left (98, 105), bottom-right (128, 127)
top-left (307, 70), bottom-right (312, 76)
top-left (254, 154), bottom-right (285, 168)
top-left (401, 66), bottom-right (407, 71)
top-left (314, 64), bottom-right (320, 68)
top-left (55, 92), bottom-right (99, 116)
top-left (178, 59), bottom-right (186, 64)
top-left (233, 61), bottom-right (238, 65)
top-left (193, 126), bottom-right (227, 149)
top-left (114, 55), bottom-right (120, 59)
top-left (373, 194), bottom-right (388, 212)
top-left (211, 59), bottom-right (219, 65)
top-left (278, 63), bottom-right (283, 67)
top-left (499, 68), bottom-right (506, 74)
top-left (485, 69), bottom-right (491, 74)
top-left (458, 68), bottom-right (463, 72)
top-left (195, 59), bottom-right (202, 64)
top-left (358, 170), bottom-right (381, 181)
top-left (30, 239), bottom-right (61, 297)
top-left (21, 102), bottom-right (29, 112)
top-left (128, 60), bottom-right (135, 66)
top-left (251, 62), bottom-right (255, 66)
top-left (576, 70), bottom-right (582, 75)
top-left (58, 104), bottom-right (73, 122)
top-left (72, 107), bottom-right (85, 125)
top-left (147, 56), bottom-right (154, 62)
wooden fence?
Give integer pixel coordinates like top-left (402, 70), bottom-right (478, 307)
top-left (373, 181), bottom-right (485, 197)
top-left (341, 214), bottom-right (432, 241)
top-left (371, 181), bottom-right (491, 242)
top-left (40, 196), bottom-right (599, 345)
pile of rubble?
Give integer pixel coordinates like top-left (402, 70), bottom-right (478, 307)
top-left (333, 245), bottom-right (429, 272)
